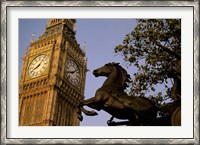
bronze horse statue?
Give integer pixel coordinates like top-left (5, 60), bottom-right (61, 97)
top-left (78, 62), bottom-right (172, 126)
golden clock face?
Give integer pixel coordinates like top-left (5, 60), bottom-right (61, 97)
top-left (65, 59), bottom-right (80, 86)
top-left (28, 54), bottom-right (49, 78)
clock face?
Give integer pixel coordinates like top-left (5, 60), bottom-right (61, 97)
top-left (65, 59), bottom-right (80, 86)
top-left (28, 54), bottom-right (49, 78)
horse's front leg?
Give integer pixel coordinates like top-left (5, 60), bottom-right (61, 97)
top-left (79, 106), bottom-right (98, 116)
top-left (77, 105), bottom-right (98, 121)
top-left (78, 96), bottom-right (101, 120)
top-left (81, 95), bottom-right (103, 111)
top-left (79, 95), bottom-right (104, 116)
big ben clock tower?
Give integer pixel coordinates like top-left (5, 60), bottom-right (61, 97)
top-left (19, 19), bottom-right (87, 126)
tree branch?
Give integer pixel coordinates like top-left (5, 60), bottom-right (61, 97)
top-left (156, 43), bottom-right (181, 60)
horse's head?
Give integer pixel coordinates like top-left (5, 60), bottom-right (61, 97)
top-left (93, 62), bottom-right (131, 89)
top-left (93, 62), bottom-right (118, 77)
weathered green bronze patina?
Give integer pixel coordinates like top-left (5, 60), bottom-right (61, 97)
top-left (78, 62), bottom-right (180, 126)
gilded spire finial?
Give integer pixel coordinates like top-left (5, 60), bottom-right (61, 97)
top-left (30, 32), bottom-right (35, 43)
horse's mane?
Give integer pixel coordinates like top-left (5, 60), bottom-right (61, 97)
top-left (105, 62), bottom-right (131, 89)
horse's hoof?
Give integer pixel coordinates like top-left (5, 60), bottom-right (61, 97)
top-left (88, 110), bottom-right (98, 116)
top-left (78, 115), bottom-right (83, 121)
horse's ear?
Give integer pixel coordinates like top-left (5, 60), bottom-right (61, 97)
top-left (116, 62), bottom-right (120, 65)
top-left (109, 62), bottom-right (120, 66)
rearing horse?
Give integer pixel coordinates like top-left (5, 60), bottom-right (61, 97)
top-left (79, 62), bottom-right (170, 125)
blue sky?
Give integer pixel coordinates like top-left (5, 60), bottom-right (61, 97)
top-left (19, 19), bottom-right (137, 126)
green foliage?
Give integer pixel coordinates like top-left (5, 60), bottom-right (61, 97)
top-left (115, 19), bottom-right (181, 104)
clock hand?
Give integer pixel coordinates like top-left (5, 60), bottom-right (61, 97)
top-left (34, 63), bottom-right (41, 69)
top-left (30, 63), bottom-right (41, 73)
top-left (31, 58), bottom-right (45, 73)
top-left (73, 69), bottom-right (79, 73)
top-left (67, 70), bottom-right (75, 74)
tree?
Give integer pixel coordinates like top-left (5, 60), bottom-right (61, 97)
top-left (114, 19), bottom-right (181, 106)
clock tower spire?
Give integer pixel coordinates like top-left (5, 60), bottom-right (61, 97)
top-left (19, 19), bottom-right (87, 126)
